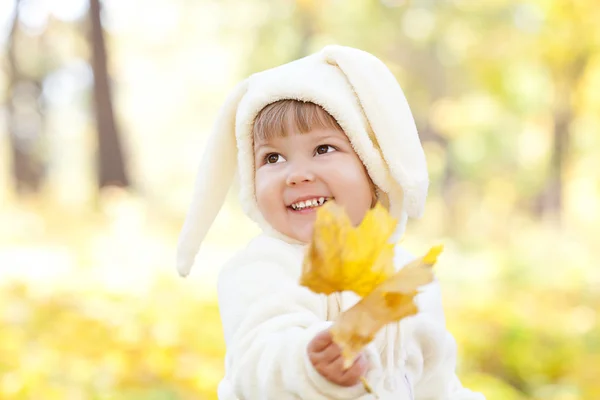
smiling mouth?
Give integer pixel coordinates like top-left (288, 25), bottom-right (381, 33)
top-left (289, 197), bottom-right (331, 211)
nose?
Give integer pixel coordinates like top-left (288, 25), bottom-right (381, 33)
top-left (286, 163), bottom-right (315, 186)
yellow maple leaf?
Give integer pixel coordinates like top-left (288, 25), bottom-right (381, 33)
top-left (300, 201), bottom-right (443, 368)
top-left (300, 201), bottom-right (398, 297)
top-left (331, 249), bottom-right (441, 367)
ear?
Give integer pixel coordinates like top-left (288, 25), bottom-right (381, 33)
top-left (369, 179), bottom-right (379, 208)
top-left (321, 46), bottom-right (428, 219)
top-left (176, 80), bottom-right (249, 277)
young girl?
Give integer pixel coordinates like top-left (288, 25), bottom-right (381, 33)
top-left (176, 45), bottom-right (485, 400)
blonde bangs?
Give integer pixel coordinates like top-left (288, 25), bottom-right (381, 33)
top-left (253, 100), bottom-right (342, 142)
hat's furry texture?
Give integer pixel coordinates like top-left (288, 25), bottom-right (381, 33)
top-left (177, 45), bottom-right (428, 277)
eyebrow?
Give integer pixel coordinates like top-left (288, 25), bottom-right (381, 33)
top-left (312, 132), bottom-right (350, 145)
top-left (254, 131), bottom-right (348, 151)
top-left (253, 142), bottom-right (273, 152)
top-left (316, 133), bottom-right (345, 141)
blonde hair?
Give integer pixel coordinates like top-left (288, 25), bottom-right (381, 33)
top-left (253, 100), bottom-right (343, 142)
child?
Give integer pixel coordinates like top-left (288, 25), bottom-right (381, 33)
top-left (176, 45), bottom-right (485, 400)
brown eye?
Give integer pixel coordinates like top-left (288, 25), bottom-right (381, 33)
top-left (266, 153), bottom-right (282, 164)
top-left (316, 145), bottom-right (335, 155)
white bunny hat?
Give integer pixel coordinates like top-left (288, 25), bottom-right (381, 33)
top-left (176, 45), bottom-right (429, 277)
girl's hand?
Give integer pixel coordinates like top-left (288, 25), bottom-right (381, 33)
top-left (307, 329), bottom-right (369, 387)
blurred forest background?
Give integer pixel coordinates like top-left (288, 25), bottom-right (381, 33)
top-left (0, 0), bottom-right (599, 399)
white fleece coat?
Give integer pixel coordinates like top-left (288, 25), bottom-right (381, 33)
top-left (215, 234), bottom-right (485, 400)
top-left (173, 45), bottom-right (484, 399)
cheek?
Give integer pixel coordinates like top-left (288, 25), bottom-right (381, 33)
top-left (339, 164), bottom-right (371, 195)
top-left (254, 170), bottom-right (281, 216)
top-left (328, 162), bottom-right (373, 223)
top-left (350, 184), bottom-right (375, 224)
top-left (254, 171), bottom-right (271, 209)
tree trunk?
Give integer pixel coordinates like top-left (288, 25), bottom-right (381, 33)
top-left (6, 0), bottom-right (45, 194)
top-left (535, 57), bottom-right (587, 222)
top-left (89, 0), bottom-right (129, 188)
top-left (537, 106), bottom-right (570, 220)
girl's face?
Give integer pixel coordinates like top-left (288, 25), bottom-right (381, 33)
top-left (254, 127), bottom-right (375, 243)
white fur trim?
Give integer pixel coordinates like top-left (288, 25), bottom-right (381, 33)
top-left (176, 45), bottom-right (429, 276)
top-left (322, 45), bottom-right (429, 218)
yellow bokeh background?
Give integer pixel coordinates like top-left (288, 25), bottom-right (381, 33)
top-left (1, 1), bottom-right (599, 399)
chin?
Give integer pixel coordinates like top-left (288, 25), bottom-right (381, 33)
top-left (291, 224), bottom-right (314, 244)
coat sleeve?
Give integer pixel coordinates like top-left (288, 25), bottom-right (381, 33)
top-left (395, 247), bottom-right (485, 400)
top-left (217, 257), bottom-right (383, 400)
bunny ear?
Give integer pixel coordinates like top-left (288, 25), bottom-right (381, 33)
top-left (176, 80), bottom-right (249, 277)
top-left (321, 45), bottom-right (428, 219)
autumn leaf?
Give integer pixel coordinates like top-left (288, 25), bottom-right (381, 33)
top-left (331, 247), bottom-right (441, 367)
top-left (300, 201), bottom-right (442, 368)
top-left (300, 201), bottom-right (398, 297)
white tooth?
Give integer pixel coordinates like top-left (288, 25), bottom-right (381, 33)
top-left (292, 204), bottom-right (297, 210)
top-left (319, 197), bottom-right (324, 205)
top-left (299, 201), bottom-right (306, 208)
top-left (311, 199), bottom-right (317, 206)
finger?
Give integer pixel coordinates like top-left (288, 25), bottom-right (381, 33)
top-left (308, 330), bottom-right (333, 353)
top-left (339, 354), bottom-right (369, 386)
top-left (310, 342), bottom-right (343, 365)
top-left (319, 354), bottom-right (347, 386)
